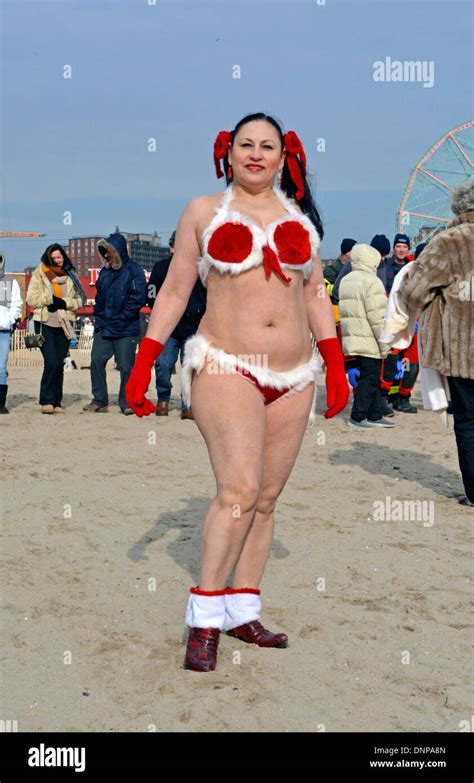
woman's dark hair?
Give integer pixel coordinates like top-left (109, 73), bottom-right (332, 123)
top-left (41, 243), bottom-right (75, 272)
top-left (222, 112), bottom-right (324, 240)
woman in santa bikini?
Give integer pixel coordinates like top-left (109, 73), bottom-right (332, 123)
top-left (126, 112), bottom-right (349, 672)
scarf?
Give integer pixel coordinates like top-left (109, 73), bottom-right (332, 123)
top-left (56, 306), bottom-right (76, 339)
top-left (41, 261), bottom-right (68, 298)
top-left (41, 263), bottom-right (76, 339)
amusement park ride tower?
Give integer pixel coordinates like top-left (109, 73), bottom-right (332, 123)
top-left (397, 120), bottom-right (474, 245)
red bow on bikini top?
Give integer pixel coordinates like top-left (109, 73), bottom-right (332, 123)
top-left (207, 220), bottom-right (312, 284)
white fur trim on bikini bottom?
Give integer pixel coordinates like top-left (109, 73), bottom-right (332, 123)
top-left (180, 333), bottom-right (321, 409)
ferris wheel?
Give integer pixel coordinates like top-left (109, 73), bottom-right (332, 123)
top-left (397, 120), bottom-right (473, 245)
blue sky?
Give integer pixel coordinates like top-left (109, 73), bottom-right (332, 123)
top-left (1, 0), bottom-right (472, 270)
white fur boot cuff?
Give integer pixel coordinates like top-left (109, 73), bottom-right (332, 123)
top-left (185, 592), bottom-right (227, 629)
top-left (224, 591), bottom-right (262, 632)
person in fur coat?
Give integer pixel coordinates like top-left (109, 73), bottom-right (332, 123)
top-left (400, 179), bottom-right (474, 507)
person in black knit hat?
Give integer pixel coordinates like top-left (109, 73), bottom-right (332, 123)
top-left (377, 233), bottom-right (418, 413)
top-left (370, 234), bottom-right (391, 258)
top-left (331, 234), bottom-right (389, 305)
top-left (379, 233), bottom-right (411, 294)
top-left (324, 238), bottom-right (357, 303)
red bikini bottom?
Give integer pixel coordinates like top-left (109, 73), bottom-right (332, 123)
top-left (234, 366), bottom-right (291, 406)
top-left (180, 333), bottom-right (321, 411)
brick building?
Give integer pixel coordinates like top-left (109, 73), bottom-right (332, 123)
top-left (23, 226), bottom-right (172, 317)
top-left (69, 227), bottom-right (169, 276)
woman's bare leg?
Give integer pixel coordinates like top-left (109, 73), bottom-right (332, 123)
top-left (189, 359), bottom-right (267, 590)
top-left (232, 382), bottom-right (315, 588)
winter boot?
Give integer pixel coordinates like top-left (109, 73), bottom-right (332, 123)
top-left (224, 587), bottom-right (289, 648)
top-left (379, 396), bottom-right (395, 417)
top-left (0, 384), bottom-right (9, 414)
top-left (183, 587), bottom-right (226, 672)
top-left (393, 396), bottom-right (417, 413)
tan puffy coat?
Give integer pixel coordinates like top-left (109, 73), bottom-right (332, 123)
top-left (400, 211), bottom-right (474, 379)
top-left (339, 244), bottom-right (390, 359)
top-left (26, 265), bottom-right (83, 323)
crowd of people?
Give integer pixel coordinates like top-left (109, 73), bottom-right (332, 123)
top-left (322, 178), bottom-right (473, 506)
top-left (0, 233), bottom-right (205, 420)
top-left (0, 181), bottom-right (472, 513)
top-left (325, 232), bottom-right (423, 427)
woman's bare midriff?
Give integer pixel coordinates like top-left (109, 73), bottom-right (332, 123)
top-left (194, 193), bottom-right (314, 371)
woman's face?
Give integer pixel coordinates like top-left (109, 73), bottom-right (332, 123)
top-left (50, 250), bottom-right (64, 267)
top-left (228, 120), bottom-right (285, 187)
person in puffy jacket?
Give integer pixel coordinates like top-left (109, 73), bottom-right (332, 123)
top-left (83, 231), bottom-right (147, 415)
top-left (0, 252), bottom-right (23, 413)
top-left (339, 243), bottom-right (393, 430)
top-left (332, 234), bottom-right (389, 305)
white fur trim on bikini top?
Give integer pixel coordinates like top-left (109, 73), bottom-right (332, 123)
top-left (198, 182), bottom-right (320, 285)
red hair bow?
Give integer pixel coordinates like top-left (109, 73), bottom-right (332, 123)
top-left (213, 130), bottom-right (232, 178)
top-left (283, 130), bottom-right (307, 200)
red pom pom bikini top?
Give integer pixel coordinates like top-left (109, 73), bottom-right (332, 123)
top-left (198, 182), bottom-right (321, 286)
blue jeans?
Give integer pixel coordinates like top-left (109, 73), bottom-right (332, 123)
top-left (91, 331), bottom-right (138, 411)
top-left (0, 331), bottom-right (11, 385)
top-left (155, 335), bottom-right (189, 410)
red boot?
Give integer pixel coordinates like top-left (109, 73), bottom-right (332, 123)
top-left (183, 586), bottom-right (226, 672)
top-left (184, 627), bottom-right (221, 672)
top-left (224, 587), bottom-right (289, 648)
top-left (226, 620), bottom-right (288, 648)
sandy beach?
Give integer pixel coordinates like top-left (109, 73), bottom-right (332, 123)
top-left (1, 358), bottom-right (472, 733)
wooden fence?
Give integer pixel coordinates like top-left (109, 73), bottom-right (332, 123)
top-left (8, 327), bottom-right (93, 369)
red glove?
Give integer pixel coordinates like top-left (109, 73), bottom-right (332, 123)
top-left (317, 337), bottom-right (349, 418)
top-left (126, 337), bottom-right (165, 417)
